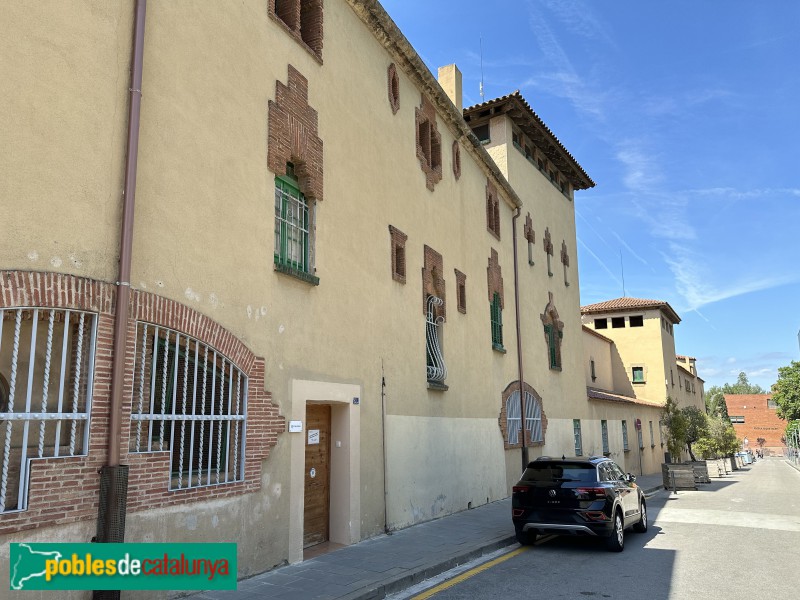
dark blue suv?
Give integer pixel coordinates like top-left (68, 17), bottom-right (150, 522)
top-left (511, 456), bottom-right (647, 551)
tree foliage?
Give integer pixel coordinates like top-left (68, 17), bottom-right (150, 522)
top-left (694, 415), bottom-right (740, 459)
top-left (704, 371), bottom-right (766, 419)
top-left (772, 361), bottom-right (800, 423)
top-left (682, 405), bottom-right (708, 461)
top-left (662, 396), bottom-right (687, 462)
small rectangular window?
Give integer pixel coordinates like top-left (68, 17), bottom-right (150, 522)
top-left (590, 359), bottom-right (597, 382)
top-left (622, 420), bottom-right (629, 451)
top-left (632, 366), bottom-right (645, 383)
top-left (472, 124), bottom-right (490, 142)
top-left (594, 318), bottom-right (607, 329)
top-left (767, 398), bottom-right (777, 409)
top-left (611, 317), bottom-right (625, 328)
top-left (629, 315), bottom-right (643, 327)
top-left (490, 292), bottom-right (504, 351)
top-left (730, 415), bottom-right (745, 423)
top-left (649, 421), bottom-right (655, 447)
top-left (573, 419), bottom-right (583, 456)
top-left (601, 420), bottom-right (609, 455)
top-left (637, 427), bottom-right (644, 450)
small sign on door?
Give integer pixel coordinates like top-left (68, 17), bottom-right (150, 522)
top-left (308, 429), bottom-right (320, 445)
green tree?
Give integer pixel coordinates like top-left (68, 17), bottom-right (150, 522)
top-left (704, 371), bottom-right (766, 419)
top-left (682, 405), bottom-right (708, 461)
top-left (662, 396), bottom-right (687, 463)
top-left (695, 415), bottom-right (740, 459)
top-left (772, 361), bottom-right (800, 422)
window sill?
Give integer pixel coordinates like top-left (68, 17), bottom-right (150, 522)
top-left (274, 263), bottom-right (320, 286)
top-left (623, 449), bottom-right (630, 453)
top-left (632, 381), bottom-right (646, 385)
top-left (492, 343), bottom-right (506, 354)
top-left (549, 365), bottom-right (562, 372)
top-left (427, 381), bottom-right (449, 391)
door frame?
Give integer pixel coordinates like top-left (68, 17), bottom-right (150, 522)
top-left (288, 380), bottom-right (361, 563)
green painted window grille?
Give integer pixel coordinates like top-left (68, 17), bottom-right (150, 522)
top-left (622, 420), bottom-right (629, 451)
top-left (573, 419), bottom-right (582, 456)
top-left (601, 420), bottom-right (609, 455)
top-left (632, 366), bottom-right (645, 383)
top-left (130, 325), bottom-right (246, 490)
top-left (490, 292), bottom-right (503, 350)
top-left (274, 172), bottom-right (313, 276)
top-left (544, 323), bottom-right (562, 369)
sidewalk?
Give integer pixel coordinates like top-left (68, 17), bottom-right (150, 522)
top-left (195, 473), bottom-right (664, 600)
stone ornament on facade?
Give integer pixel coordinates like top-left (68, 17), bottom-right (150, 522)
top-left (524, 213), bottom-right (535, 265)
top-left (543, 227), bottom-right (554, 276)
top-left (452, 141), bottom-right (461, 180)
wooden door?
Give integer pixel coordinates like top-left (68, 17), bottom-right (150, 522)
top-left (303, 404), bottom-right (331, 548)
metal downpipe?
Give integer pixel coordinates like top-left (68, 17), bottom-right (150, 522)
top-left (512, 208), bottom-right (528, 472)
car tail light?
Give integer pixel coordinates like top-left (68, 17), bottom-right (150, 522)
top-left (512, 486), bottom-right (529, 494)
top-left (575, 487), bottom-right (606, 500)
top-left (584, 511), bottom-right (610, 522)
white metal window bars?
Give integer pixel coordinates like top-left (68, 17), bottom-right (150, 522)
top-left (274, 176), bottom-right (314, 274)
top-left (506, 391), bottom-right (542, 445)
top-left (0, 308), bottom-right (96, 513)
top-left (601, 420), bottom-right (609, 454)
top-left (425, 295), bottom-right (447, 384)
top-left (622, 420), bottom-right (629, 451)
top-left (129, 323), bottom-right (247, 490)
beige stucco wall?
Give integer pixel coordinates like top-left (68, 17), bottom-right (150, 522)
top-left (0, 1), bottom-right (131, 281)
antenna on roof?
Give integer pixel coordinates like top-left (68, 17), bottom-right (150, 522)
top-left (620, 250), bottom-right (627, 297)
top-left (479, 35), bottom-right (485, 101)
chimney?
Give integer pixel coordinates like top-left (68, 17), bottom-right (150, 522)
top-left (438, 64), bottom-right (462, 112)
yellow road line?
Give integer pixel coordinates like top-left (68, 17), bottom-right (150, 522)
top-left (411, 546), bottom-right (530, 599)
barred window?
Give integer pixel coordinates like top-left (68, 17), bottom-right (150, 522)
top-left (601, 420), bottom-right (609, 455)
top-left (622, 420), bottom-right (629, 451)
top-left (275, 170), bottom-right (316, 282)
top-left (425, 295), bottom-right (447, 385)
top-left (490, 292), bottom-right (503, 351)
top-left (506, 390), bottom-right (543, 445)
top-left (0, 308), bottom-right (96, 513)
top-left (573, 419), bottom-right (583, 456)
top-left (130, 323), bottom-right (247, 490)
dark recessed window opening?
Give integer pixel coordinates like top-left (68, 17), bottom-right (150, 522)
top-left (594, 318), bottom-right (607, 329)
top-left (629, 315), bottom-right (643, 327)
top-left (611, 317), bottom-right (625, 328)
top-left (632, 366), bottom-right (645, 383)
top-left (472, 124), bottom-right (490, 142)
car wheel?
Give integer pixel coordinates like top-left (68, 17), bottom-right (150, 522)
top-left (605, 511), bottom-right (624, 552)
top-left (633, 500), bottom-right (647, 533)
top-left (516, 529), bottom-right (537, 546)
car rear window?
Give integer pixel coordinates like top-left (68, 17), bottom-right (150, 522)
top-left (519, 462), bottom-right (597, 484)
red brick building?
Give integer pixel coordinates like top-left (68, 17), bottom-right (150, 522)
top-left (724, 394), bottom-right (787, 456)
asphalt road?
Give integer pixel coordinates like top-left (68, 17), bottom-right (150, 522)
top-left (393, 457), bottom-right (800, 600)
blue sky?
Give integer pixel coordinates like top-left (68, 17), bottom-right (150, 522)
top-left (381, 0), bottom-right (800, 392)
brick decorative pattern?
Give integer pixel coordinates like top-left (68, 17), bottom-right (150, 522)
top-left (543, 227), bottom-right (553, 256)
top-left (540, 291), bottom-right (564, 370)
top-left (560, 240), bottom-right (570, 267)
top-left (486, 248), bottom-right (504, 308)
top-left (0, 271), bottom-right (283, 535)
top-left (486, 179), bottom-right (500, 239)
top-left (387, 63), bottom-right (400, 114)
top-left (388, 225), bottom-right (408, 283)
top-left (268, 65), bottom-right (324, 202)
top-left (454, 269), bottom-right (467, 314)
top-left (415, 95), bottom-right (443, 191)
top-left (452, 141), bottom-right (461, 180)
top-left (268, 0), bottom-right (324, 60)
top-left (543, 227), bottom-right (554, 276)
top-left (498, 380), bottom-right (548, 450)
top-left (523, 213), bottom-right (535, 244)
top-left (422, 245), bottom-right (446, 320)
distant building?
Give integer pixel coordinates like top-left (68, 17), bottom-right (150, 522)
top-left (580, 297), bottom-right (706, 468)
top-left (724, 394), bottom-right (786, 456)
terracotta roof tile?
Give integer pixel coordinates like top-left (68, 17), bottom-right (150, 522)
top-left (580, 297), bottom-right (681, 324)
